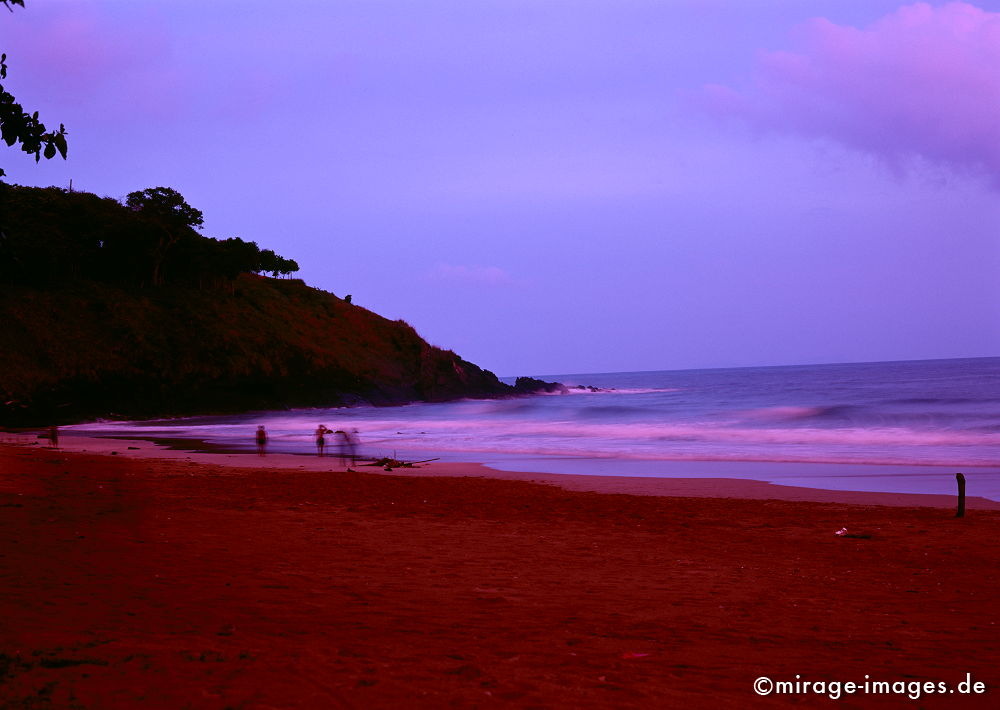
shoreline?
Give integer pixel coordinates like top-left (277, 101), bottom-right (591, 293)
top-left (8, 431), bottom-right (997, 510)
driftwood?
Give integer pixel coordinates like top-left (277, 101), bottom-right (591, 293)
top-left (360, 456), bottom-right (440, 469)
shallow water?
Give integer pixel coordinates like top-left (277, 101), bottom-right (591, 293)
top-left (67, 357), bottom-right (1000, 500)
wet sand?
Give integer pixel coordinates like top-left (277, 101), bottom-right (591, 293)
top-left (16, 433), bottom-right (1000, 510)
top-left (2, 439), bottom-right (999, 708)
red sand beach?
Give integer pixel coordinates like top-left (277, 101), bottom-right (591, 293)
top-left (2, 439), bottom-right (999, 708)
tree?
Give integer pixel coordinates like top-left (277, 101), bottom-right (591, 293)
top-left (217, 237), bottom-right (262, 279)
top-left (125, 187), bottom-right (204, 230)
top-left (125, 187), bottom-right (204, 286)
top-left (3, 183), bottom-right (301, 288)
top-left (1, 0), bottom-right (68, 178)
top-left (277, 256), bottom-right (300, 278)
top-left (256, 248), bottom-right (299, 278)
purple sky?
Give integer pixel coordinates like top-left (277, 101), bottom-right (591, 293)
top-left (4, 1), bottom-right (999, 376)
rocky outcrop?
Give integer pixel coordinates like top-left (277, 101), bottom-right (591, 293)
top-left (513, 377), bottom-right (569, 395)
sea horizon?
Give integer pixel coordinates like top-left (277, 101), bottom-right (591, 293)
top-left (511, 353), bottom-right (1000, 383)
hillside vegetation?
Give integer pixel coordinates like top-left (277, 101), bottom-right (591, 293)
top-left (0, 184), bottom-right (513, 425)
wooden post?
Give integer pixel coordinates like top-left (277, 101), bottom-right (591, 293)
top-left (955, 473), bottom-right (966, 518)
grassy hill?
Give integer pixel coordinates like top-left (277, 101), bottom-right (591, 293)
top-left (0, 274), bottom-right (513, 425)
top-left (0, 184), bottom-right (514, 425)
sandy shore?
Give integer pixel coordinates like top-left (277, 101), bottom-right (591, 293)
top-left (2, 439), bottom-right (999, 707)
top-left (9, 432), bottom-right (1000, 510)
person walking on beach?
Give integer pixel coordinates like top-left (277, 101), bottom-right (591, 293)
top-left (314, 425), bottom-right (332, 456)
top-left (335, 429), bottom-right (359, 466)
top-left (47, 425), bottom-right (58, 449)
top-left (255, 425), bottom-right (268, 456)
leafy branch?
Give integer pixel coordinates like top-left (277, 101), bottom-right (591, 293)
top-left (1, 0), bottom-right (68, 178)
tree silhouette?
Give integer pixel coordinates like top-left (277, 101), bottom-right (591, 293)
top-left (1, 0), bottom-right (68, 178)
top-left (2, 183), bottom-right (301, 288)
top-left (277, 256), bottom-right (300, 278)
top-left (125, 187), bottom-right (204, 286)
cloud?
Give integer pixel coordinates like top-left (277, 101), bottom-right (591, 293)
top-left (6, 3), bottom-right (169, 91)
top-left (705, 2), bottom-right (1000, 186)
top-left (3, 2), bottom-right (199, 123)
top-left (425, 263), bottom-right (514, 286)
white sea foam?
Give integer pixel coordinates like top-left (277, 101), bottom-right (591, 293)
top-left (67, 358), bottom-right (1000, 472)
top-left (70, 414), bottom-right (1000, 466)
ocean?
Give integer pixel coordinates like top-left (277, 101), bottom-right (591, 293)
top-left (67, 357), bottom-right (1000, 500)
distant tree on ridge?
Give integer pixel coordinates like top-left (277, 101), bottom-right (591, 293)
top-left (1, 183), bottom-right (300, 288)
top-left (125, 187), bottom-right (204, 286)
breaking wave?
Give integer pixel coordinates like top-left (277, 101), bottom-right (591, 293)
top-left (69, 357), bottom-right (1000, 473)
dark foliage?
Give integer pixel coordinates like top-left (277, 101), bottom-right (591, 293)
top-left (0, 183), bottom-right (299, 288)
top-left (1, 0), bottom-right (68, 178)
